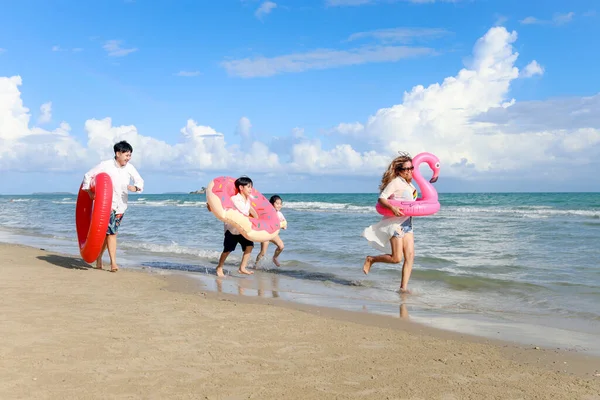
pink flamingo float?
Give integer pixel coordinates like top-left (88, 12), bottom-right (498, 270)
top-left (375, 152), bottom-right (441, 217)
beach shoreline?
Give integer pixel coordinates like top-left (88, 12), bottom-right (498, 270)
top-left (4, 225), bottom-right (600, 359)
top-left (1, 242), bottom-right (599, 399)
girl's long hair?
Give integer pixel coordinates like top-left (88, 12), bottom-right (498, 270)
top-left (379, 152), bottom-right (412, 193)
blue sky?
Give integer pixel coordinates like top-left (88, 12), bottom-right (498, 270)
top-left (1, 0), bottom-right (599, 194)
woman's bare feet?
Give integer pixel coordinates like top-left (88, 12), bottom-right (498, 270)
top-left (399, 287), bottom-right (412, 294)
top-left (94, 260), bottom-right (103, 270)
top-left (109, 265), bottom-right (119, 273)
top-left (362, 256), bottom-right (374, 275)
top-left (272, 257), bottom-right (280, 267)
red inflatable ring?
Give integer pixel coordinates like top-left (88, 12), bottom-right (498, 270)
top-left (76, 172), bottom-right (113, 263)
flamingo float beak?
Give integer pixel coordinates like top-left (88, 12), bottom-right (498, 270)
top-left (429, 175), bottom-right (438, 184)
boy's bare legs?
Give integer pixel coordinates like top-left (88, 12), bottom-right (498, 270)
top-left (239, 246), bottom-right (254, 275)
top-left (106, 234), bottom-right (118, 272)
top-left (362, 236), bottom-right (403, 274)
top-left (399, 233), bottom-right (414, 293)
top-left (255, 242), bottom-right (269, 266)
top-left (94, 238), bottom-right (108, 269)
top-left (271, 236), bottom-right (284, 267)
top-left (216, 251), bottom-right (230, 277)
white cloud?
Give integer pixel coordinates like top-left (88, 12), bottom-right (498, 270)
top-left (330, 122), bottom-right (365, 136)
top-left (103, 40), bottom-right (138, 57)
top-left (553, 11), bottom-right (575, 25)
top-left (520, 12), bottom-right (575, 26)
top-left (235, 117), bottom-right (252, 138)
top-left (255, 1), bottom-right (277, 19)
top-left (222, 45), bottom-right (434, 77)
top-left (305, 26), bottom-right (600, 180)
top-left (0, 76), bottom-right (280, 174)
top-left (38, 102), bottom-right (52, 124)
top-left (53, 46), bottom-right (84, 52)
top-left (494, 15), bottom-right (508, 26)
top-left (347, 27), bottom-right (450, 43)
top-left (289, 141), bottom-right (389, 174)
top-left (519, 16), bottom-right (540, 25)
top-left (0, 77), bottom-right (84, 172)
top-left (292, 127), bottom-right (305, 139)
top-left (2, 26), bottom-right (599, 189)
top-left (326, 0), bottom-right (458, 5)
top-left (521, 60), bottom-right (544, 78)
top-left (175, 70), bottom-right (201, 77)
top-left (326, 0), bottom-right (371, 5)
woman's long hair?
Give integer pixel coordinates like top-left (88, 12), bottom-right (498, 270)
top-left (379, 152), bottom-right (412, 193)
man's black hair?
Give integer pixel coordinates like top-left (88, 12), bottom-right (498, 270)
top-left (114, 140), bottom-right (133, 154)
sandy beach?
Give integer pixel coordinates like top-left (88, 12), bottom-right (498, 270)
top-left (1, 242), bottom-right (599, 399)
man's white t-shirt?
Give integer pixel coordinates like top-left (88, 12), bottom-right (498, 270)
top-left (81, 159), bottom-right (144, 214)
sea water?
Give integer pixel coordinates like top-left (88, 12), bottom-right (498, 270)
top-left (1, 192), bottom-right (599, 353)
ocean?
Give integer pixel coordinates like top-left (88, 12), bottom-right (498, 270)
top-left (1, 192), bottom-right (599, 354)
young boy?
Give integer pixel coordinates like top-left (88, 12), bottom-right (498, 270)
top-left (215, 176), bottom-right (258, 277)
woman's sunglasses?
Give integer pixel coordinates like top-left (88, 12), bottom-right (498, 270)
top-left (399, 166), bottom-right (415, 171)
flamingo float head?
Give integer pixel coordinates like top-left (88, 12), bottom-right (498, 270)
top-left (412, 152), bottom-right (441, 183)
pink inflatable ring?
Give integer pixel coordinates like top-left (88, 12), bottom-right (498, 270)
top-left (206, 176), bottom-right (281, 242)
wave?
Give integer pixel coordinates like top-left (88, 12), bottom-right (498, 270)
top-left (130, 199), bottom-right (207, 207)
top-left (443, 206), bottom-right (600, 219)
top-left (284, 201), bottom-right (374, 213)
top-left (120, 241), bottom-right (221, 259)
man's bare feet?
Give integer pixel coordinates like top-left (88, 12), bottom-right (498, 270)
top-left (238, 268), bottom-right (254, 275)
top-left (272, 257), bottom-right (280, 267)
top-left (399, 287), bottom-right (412, 294)
top-left (216, 267), bottom-right (225, 277)
top-left (362, 256), bottom-right (373, 275)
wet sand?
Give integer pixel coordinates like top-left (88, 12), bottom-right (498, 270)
top-left (1, 242), bottom-right (599, 399)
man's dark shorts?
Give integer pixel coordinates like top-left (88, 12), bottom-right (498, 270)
top-left (223, 230), bottom-right (254, 253)
top-left (107, 211), bottom-right (124, 235)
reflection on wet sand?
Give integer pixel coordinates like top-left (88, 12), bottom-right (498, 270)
top-left (213, 271), bottom-right (410, 320)
top-left (362, 301), bottom-right (410, 319)
top-left (215, 274), bottom-right (281, 299)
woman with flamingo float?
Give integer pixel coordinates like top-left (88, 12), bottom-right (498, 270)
top-left (362, 151), bottom-right (441, 293)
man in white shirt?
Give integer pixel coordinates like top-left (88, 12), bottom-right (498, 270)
top-left (81, 140), bottom-right (144, 272)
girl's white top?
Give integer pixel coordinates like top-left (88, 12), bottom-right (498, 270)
top-left (277, 211), bottom-right (287, 229)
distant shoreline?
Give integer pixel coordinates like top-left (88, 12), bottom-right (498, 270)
top-left (1, 191), bottom-right (599, 196)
